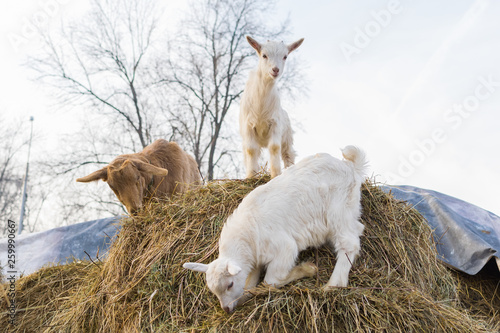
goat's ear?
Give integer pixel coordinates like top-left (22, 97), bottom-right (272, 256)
top-left (76, 167), bottom-right (108, 183)
top-left (287, 38), bottom-right (304, 53)
top-left (227, 262), bottom-right (241, 276)
top-left (135, 161), bottom-right (169, 177)
top-left (183, 262), bottom-right (209, 273)
top-left (246, 36), bottom-right (261, 54)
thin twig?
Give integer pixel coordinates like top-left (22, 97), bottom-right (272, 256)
top-left (84, 251), bottom-right (102, 270)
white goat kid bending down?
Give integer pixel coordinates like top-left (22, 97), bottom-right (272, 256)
top-left (184, 146), bottom-right (368, 313)
top-left (240, 36), bottom-right (304, 178)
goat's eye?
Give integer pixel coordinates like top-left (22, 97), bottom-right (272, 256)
top-left (283, 55), bottom-right (287, 60)
top-left (262, 54), bottom-right (267, 59)
top-left (228, 282), bottom-right (233, 289)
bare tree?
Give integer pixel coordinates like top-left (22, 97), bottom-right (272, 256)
top-left (160, 0), bottom-right (300, 180)
top-left (29, 0), bottom-right (165, 152)
top-left (26, 0), bottom-right (305, 226)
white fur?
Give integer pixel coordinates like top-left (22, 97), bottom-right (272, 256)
top-left (183, 146), bottom-right (368, 312)
top-left (239, 36), bottom-right (304, 178)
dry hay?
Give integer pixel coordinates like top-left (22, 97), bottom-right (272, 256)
top-left (453, 259), bottom-right (500, 329)
top-left (1, 176), bottom-right (499, 332)
top-left (0, 261), bottom-right (96, 331)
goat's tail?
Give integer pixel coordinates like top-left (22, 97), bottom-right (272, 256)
top-left (341, 145), bottom-right (368, 177)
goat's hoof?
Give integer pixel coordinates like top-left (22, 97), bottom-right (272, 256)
top-left (321, 284), bottom-right (340, 291)
top-left (322, 279), bottom-right (347, 290)
top-left (301, 262), bottom-right (318, 277)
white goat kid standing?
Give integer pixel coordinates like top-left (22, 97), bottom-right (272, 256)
top-left (184, 146), bottom-right (368, 313)
top-left (240, 36), bottom-right (304, 178)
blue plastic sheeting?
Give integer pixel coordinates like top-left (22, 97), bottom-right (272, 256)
top-left (0, 216), bottom-right (121, 276)
top-left (383, 185), bottom-right (500, 275)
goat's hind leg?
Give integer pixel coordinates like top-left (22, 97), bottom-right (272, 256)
top-left (264, 251), bottom-right (317, 287)
top-left (281, 115), bottom-right (296, 168)
top-left (283, 262), bottom-right (317, 285)
top-left (281, 139), bottom-right (296, 168)
top-left (266, 262), bottom-right (317, 287)
top-left (324, 220), bottom-right (364, 289)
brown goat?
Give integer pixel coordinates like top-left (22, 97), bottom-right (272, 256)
top-left (76, 139), bottom-right (200, 214)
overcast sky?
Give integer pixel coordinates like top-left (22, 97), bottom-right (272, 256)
top-left (1, 0), bottom-right (499, 222)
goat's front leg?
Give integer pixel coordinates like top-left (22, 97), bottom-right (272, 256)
top-left (245, 266), bottom-right (262, 289)
top-left (243, 136), bottom-right (261, 178)
top-left (236, 266), bottom-right (263, 306)
top-left (268, 140), bottom-right (282, 178)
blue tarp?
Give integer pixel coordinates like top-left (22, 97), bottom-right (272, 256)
top-left (0, 216), bottom-right (121, 276)
top-left (383, 185), bottom-right (500, 275)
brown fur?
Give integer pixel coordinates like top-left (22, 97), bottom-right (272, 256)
top-left (76, 139), bottom-right (200, 214)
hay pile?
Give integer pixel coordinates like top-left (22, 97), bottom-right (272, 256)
top-left (0, 261), bottom-right (92, 330)
top-left (1, 177), bottom-right (499, 332)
